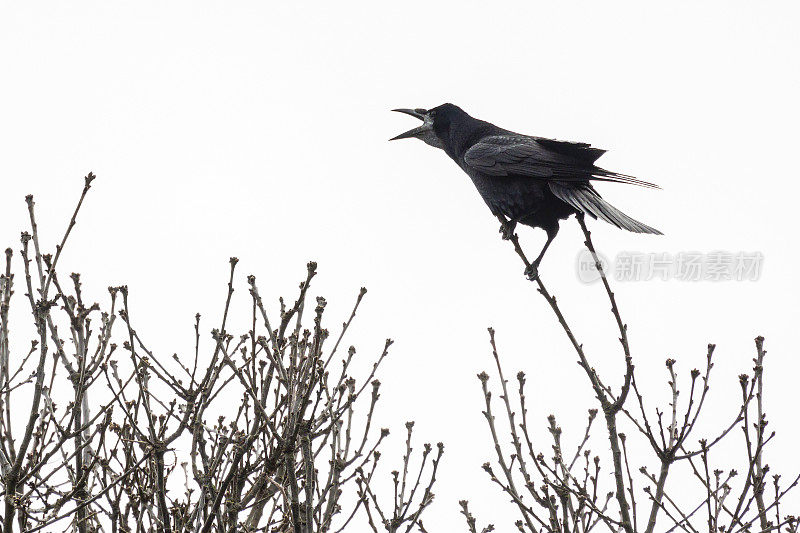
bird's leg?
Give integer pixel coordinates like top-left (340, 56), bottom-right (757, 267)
top-left (497, 215), bottom-right (517, 241)
top-left (524, 223), bottom-right (560, 280)
top-left (500, 210), bottom-right (544, 240)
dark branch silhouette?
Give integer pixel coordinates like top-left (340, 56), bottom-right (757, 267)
top-left (461, 215), bottom-right (799, 533)
top-left (0, 175), bottom-right (442, 533)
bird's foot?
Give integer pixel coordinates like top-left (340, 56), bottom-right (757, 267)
top-left (499, 220), bottom-right (517, 241)
top-left (524, 262), bottom-right (539, 281)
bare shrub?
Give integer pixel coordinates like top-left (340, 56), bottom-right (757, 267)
top-left (0, 175), bottom-right (441, 532)
top-left (462, 214), bottom-right (799, 533)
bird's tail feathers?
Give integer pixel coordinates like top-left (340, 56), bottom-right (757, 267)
top-left (549, 183), bottom-right (663, 235)
top-left (591, 167), bottom-right (661, 189)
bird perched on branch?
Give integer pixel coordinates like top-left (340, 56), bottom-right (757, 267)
top-left (391, 103), bottom-right (661, 277)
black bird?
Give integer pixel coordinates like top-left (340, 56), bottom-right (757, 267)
top-left (391, 103), bottom-right (662, 275)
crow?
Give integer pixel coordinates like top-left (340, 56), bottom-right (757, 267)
top-left (390, 103), bottom-right (662, 276)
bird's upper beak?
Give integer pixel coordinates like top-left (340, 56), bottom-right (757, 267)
top-left (390, 108), bottom-right (434, 141)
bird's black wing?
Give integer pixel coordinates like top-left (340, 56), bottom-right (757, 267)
top-left (463, 135), bottom-right (659, 188)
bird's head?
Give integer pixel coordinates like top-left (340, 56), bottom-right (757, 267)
top-left (390, 103), bottom-right (463, 149)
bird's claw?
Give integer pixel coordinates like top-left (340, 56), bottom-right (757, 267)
top-left (524, 263), bottom-right (539, 281)
top-left (499, 221), bottom-right (516, 241)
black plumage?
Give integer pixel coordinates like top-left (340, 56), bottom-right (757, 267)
top-left (391, 103), bottom-right (662, 272)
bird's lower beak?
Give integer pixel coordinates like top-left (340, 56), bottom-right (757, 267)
top-left (390, 108), bottom-right (433, 141)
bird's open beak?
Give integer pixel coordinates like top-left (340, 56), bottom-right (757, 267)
top-left (390, 108), bottom-right (433, 141)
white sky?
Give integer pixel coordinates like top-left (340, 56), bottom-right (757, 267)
top-left (1, 2), bottom-right (799, 530)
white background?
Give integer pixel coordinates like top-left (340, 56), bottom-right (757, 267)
top-left (1, 2), bottom-right (798, 529)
